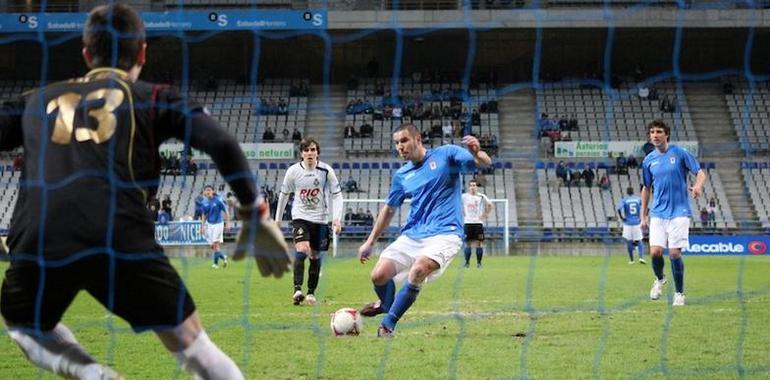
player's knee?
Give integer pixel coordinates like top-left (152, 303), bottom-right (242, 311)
top-left (370, 269), bottom-right (389, 286)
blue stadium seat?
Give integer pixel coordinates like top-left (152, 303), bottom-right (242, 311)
top-left (269, 163), bottom-right (278, 170)
top-left (494, 162), bottom-right (503, 169)
top-left (352, 162), bottom-right (360, 169)
top-left (332, 162), bottom-right (340, 169)
top-left (536, 161), bottom-right (545, 169)
top-left (258, 163), bottom-right (268, 170)
top-left (546, 162), bottom-right (555, 169)
top-left (393, 162), bottom-right (401, 169)
top-left (279, 163), bottom-right (288, 170)
top-left (576, 162), bottom-right (585, 169)
top-left (371, 162), bottom-right (380, 170)
top-left (362, 162), bottom-right (370, 170)
top-left (382, 162), bottom-right (390, 169)
top-left (760, 162), bottom-right (769, 169)
top-left (342, 163), bottom-right (351, 169)
top-left (505, 162), bottom-right (512, 169)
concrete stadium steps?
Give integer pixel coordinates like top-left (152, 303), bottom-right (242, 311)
top-left (306, 84), bottom-right (348, 161)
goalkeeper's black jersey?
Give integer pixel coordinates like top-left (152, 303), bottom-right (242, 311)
top-left (0, 68), bottom-right (256, 259)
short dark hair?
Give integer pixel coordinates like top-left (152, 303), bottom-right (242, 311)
top-left (626, 186), bottom-right (634, 195)
top-left (83, 3), bottom-right (145, 70)
top-left (393, 123), bottom-right (420, 138)
top-left (647, 119), bottom-right (670, 142)
top-left (299, 138), bottom-right (320, 155)
top-left (469, 179), bottom-right (478, 186)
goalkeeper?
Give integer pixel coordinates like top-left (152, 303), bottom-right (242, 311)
top-left (0, 3), bottom-right (289, 380)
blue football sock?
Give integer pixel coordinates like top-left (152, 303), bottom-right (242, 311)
top-left (670, 256), bottom-right (684, 293)
top-left (382, 281), bottom-right (421, 331)
top-left (463, 247), bottom-right (471, 264)
top-left (652, 255), bottom-right (665, 280)
top-left (626, 241), bottom-right (635, 261)
top-left (637, 241), bottom-right (645, 259)
top-left (374, 279), bottom-right (396, 311)
top-left (476, 247), bottom-right (483, 264)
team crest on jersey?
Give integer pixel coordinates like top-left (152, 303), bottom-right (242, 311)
top-left (314, 178), bottom-right (320, 186)
top-left (670, 157), bottom-right (676, 164)
top-left (297, 227), bottom-right (304, 235)
top-left (429, 160), bottom-right (437, 170)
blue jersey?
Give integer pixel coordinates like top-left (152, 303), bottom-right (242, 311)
top-left (641, 145), bottom-right (701, 219)
top-left (386, 145), bottom-right (476, 239)
top-left (617, 195), bottom-right (642, 226)
top-left (202, 195), bottom-right (228, 224)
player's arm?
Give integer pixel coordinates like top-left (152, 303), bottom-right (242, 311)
top-left (690, 169), bottom-right (707, 199)
top-left (616, 202), bottom-right (626, 222)
top-left (640, 186), bottom-right (650, 229)
top-left (0, 98), bottom-right (25, 151)
top-left (462, 135), bottom-right (492, 168)
top-left (328, 168), bottom-right (344, 234)
top-left (275, 192), bottom-right (290, 222)
top-left (358, 205), bottom-right (397, 263)
top-left (483, 195), bottom-right (493, 219)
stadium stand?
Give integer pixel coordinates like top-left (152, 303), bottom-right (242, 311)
top-left (344, 78), bottom-right (499, 157)
top-left (724, 78), bottom-right (770, 153)
top-left (536, 81), bottom-right (696, 150)
top-left (742, 161), bottom-right (770, 229)
top-left (537, 161), bottom-right (735, 236)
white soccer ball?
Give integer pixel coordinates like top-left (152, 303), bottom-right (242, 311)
top-left (330, 307), bottom-right (363, 336)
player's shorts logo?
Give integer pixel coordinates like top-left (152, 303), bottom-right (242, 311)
top-left (748, 241), bottom-right (767, 255)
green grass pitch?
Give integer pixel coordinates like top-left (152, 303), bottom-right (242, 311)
top-left (0, 254), bottom-right (769, 379)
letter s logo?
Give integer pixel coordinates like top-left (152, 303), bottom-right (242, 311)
top-left (217, 14), bottom-right (228, 27)
top-left (312, 13), bottom-right (323, 27)
top-left (28, 16), bottom-right (38, 29)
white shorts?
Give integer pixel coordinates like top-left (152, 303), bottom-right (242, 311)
top-left (649, 216), bottom-right (690, 249)
top-left (205, 222), bottom-right (224, 245)
top-left (381, 234), bottom-right (462, 283)
top-left (622, 224), bottom-right (643, 241)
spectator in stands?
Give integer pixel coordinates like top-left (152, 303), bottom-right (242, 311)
top-left (344, 124), bottom-right (356, 138)
top-left (392, 104), bottom-right (403, 121)
top-left (708, 197), bottom-right (717, 228)
top-left (442, 120), bottom-right (453, 139)
top-left (616, 153), bottom-right (628, 174)
top-left (12, 153), bottom-right (23, 171)
top-left (627, 154), bottom-right (639, 169)
top-left (599, 173), bottom-right (611, 191)
top-left (292, 128), bottom-right (302, 143)
top-left (193, 191), bottom-right (205, 221)
top-left (360, 123), bottom-right (373, 138)
top-left (471, 108), bottom-right (481, 126)
top-left (638, 85), bottom-right (650, 101)
top-left (282, 126), bottom-right (290, 141)
top-left (700, 207), bottom-right (709, 228)
top-left (344, 176), bottom-right (359, 193)
top-left (723, 82), bottom-right (733, 95)
top-left (556, 161), bottom-right (569, 185)
top-left (355, 208), bottom-right (366, 226)
top-left (363, 209), bottom-right (374, 226)
top-left (568, 114), bottom-right (578, 131)
top-left (559, 115), bottom-right (569, 131)
top-left (169, 153), bottom-right (181, 176)
top-left (568, 167), bottom-right (581, 187)
top-left (147, 196), bottom-right (161, 222)
top-left (582, 167), bottom-right (596, 188)
top-left (642, 141), bottom-right (655, 156)
top-left (263, 127), bottom-right (275, 141)
top-left (278, 98), bottom-right (288, 116)
top-left (157, 207), bottom-right (171, 225)
top-left (344, 208), bottom-right (355, 225)
top-left (161, 195), bottom-right (173, 220)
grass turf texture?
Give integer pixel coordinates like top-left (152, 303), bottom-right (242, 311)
top-left (0, 254), bottom-right (768, 379)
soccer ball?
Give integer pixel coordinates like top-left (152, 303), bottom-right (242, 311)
top-left (330, 308), bottom-right (363, 336)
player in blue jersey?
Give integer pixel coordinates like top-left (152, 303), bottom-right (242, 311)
top-left (201, 185), bottom-right (230, 269)
top-left (357, 123), bottom-right (491, 337)
top-left (617, 186), bottom-right (646, 264)
top-left (641, 120), bottom-right (706, 306)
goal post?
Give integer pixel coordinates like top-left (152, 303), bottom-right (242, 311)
top-left (333, 198), bottom-right (510, 257)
